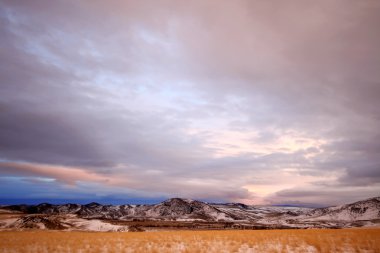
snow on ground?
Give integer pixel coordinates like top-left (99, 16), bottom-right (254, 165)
top-left (0, 218), bottom-right (18, 230)
top-left (0, 214), bottom-right (128, 232)
top-left (64, 216), bottom-right (128, 232)
top-left (311, 208), bottom-right (380, 221)
top-left (209, 211), bottom-right (234, 221)
top-left (176, 218), bottom-right (204, 222)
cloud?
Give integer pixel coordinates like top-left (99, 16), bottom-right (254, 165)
top-left (0, 0), bottom-right (379, 205)
top-left (0, 161), bottom-right (124, 185)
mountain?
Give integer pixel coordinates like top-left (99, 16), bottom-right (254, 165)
top-left (303, 196), bottom-right (380, 221)
top-left (3, 198), bottom-right (237, 221)
top-left (1, 196), bottom-right (379, 231)
top-left (145, 198), bottom-right (233, 221)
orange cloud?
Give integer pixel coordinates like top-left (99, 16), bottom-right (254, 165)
top-left (0, 161), bottom-right (126, 186)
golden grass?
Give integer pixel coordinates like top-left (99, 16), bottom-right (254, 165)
top-left (0, 228), bottom-right (379, 253)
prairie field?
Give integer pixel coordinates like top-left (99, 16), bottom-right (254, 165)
top-left (0, 229), bottom-right (379, 253)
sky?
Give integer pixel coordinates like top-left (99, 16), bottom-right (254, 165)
top-left (0, 0), bottom-right (380, 206)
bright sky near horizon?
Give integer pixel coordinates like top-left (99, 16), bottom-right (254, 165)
top-left (1, 0), bottom-right (380, 206)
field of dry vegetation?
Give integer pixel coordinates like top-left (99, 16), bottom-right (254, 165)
top-left (0, 228), bottom-right (379, 253)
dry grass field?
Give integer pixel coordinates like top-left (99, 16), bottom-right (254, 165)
top-left (0, 228), bottom-right (379, 253)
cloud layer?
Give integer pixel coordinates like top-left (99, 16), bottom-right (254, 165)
top-left (1, 0), bottom-right (379, 205)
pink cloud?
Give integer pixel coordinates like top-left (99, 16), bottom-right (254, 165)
top-left (0, 161), bottom-right (126, 186)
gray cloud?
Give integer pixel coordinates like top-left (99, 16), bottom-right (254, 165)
top-left (0, 0), bottom-right (379, 204)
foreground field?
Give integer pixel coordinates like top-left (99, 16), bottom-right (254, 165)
top-left (0, 229), bottom-right (379, 253)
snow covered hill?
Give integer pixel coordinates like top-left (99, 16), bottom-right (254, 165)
top-left (1, 196), bottom-right (379, 231)
top-left (3, 198), bottom-right (237, 221)
top-left (302, 196), bottom-right (380, 221)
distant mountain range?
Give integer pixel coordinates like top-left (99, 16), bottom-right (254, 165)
top-left (0, 196), bottom-right (379, 231)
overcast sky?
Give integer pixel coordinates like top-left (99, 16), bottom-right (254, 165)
top-left (1, 0), bottom-right (379, 206)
